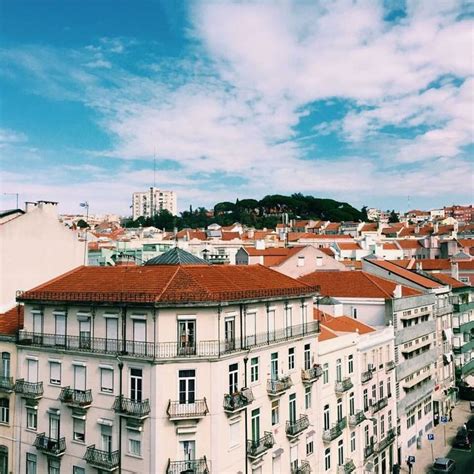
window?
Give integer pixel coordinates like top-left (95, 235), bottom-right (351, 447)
top-left (26, 408), bottom-right (37, 430)
top-left (323, 404), bottom-right (330, 430)
top-left (363, 389), bottom-right (368, 411)
top-left (26, 454), bottom-right (37, 474)
top-left (270, 353), bottom-right (278, 380)
top-left (224, 317), bottom-right (235, 351)
top-left (229, 363), bottom-right (238, 394)
top-left (48, 458), bottom-right (60, 474)
top-left (306, 433), bottom-right (314, 455)
top-left (349, 392), bottom-right (355, 416)
top-left (250, 357), bottom-right (259, 383)
top-left (337, 398), bottom-right (343, 421)
top-left (130, 368), bottom-right (143, 401)
top-left (387, 378), bottom-right (392, 397)
top-left (100, 368), bottom-right (114, 393)
top-left (338, 439), bottom-right (344, 466)
top-left (289, 393), bottom-right (296, 424)
top-left (128, 437), bottom-right (141, 456)
top-left (229, 419), bottom-right (240, 448)
top-left (74, 364), bottom-right (86, 391)
top-left (178, 319), bottom-right (195, 355)
top-left (353, 308), bottom-right (357, 319)
top-left (348, 355), bottom-right (354, 374)
top-left (0, 399), bottom-right (9, 424)
top-left (388, 410), bottom-right (392, 429)
top-left (364, 425), bottom-right (369, 446)
top-left (379, 381), bottom-right (384, 399)
top-left (323, 363), bottom-right (329, 384)
top-left (351, 431), bottom-right (356, 452)
top-left (73, 418), bottom-right (85, 442)
top-left (372, 384), bottom-right (376, 401)
top-left (49, 362), bottom-right (61, 385)
top-left (179, 369), bottom-right (195, 404)
top-left (251, 408), bottom-right (260, 443)
top-left (288, 347), bottom-right (295, 370)
top-left (336, 359), bottom-right (342, 381)
top-left (73, 468), bottom-right (85, 474)
top-left (271, 400), bottom-right (279, 426)
top-left (316, 256), bottom-right (323, 267)
top-left (305, 385), bottom-right (312, 409)
top-left (1, 353), bottom-right (10, 379)
top-left (324, 448), bottom-right (331, 470)
top-left (381, 415), bottom-right (385, 438)
top-left (304, 343), bottom-right (311, 370)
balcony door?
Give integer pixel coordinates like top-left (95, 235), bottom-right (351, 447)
top-left (228, 363), bottom-right (238, 394)
top-left (224, 318), bottom-right (235, 351)
top-left (251, 408), bottom-right (260, 444)
top-left (49, 414), bottom-right (60, 440)
top-left (1, 353), bottom-right (10, 379)
top-left (32, 311), bottom-right (43, 344)
top-left (246, 312), bottom-right (256, 346)
top-left (133, 320), bottom-right (146, 355)
top-left (336, 359), bottom-right (342, 382)
top-left (54, 313), bottom-right (66, 347)
top-left (130, 368), bottom-right (143, 402)
top-left (179, 370), bottom-right (195, 405)
top-left (78, 318), bottom-right (91, 349)
top-left (180, 440), bottom-right (195, 461)
top-left (27, 359), bottom-right (38, 383)
top-left (270, 353), bottom-right (278, 380)
top-left (101, 425), bottom-right (112, 453)
top-left (178, 320), bottom-right (195, 355)
top-left (74, 366), bottom-right (86, 392)
top-left (289, 393), bottom-right (296, 424)
top-left (105, 317), bottom-right (118, 352)
top-left (268, 310), bottom-right (276, 342)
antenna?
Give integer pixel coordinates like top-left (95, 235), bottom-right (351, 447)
top-left (153, 151), bottom-right (156, 189)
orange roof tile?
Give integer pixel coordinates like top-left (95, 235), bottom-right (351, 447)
top-left (430, 273), bottom-right (469, 288)
top-left (396, 240), bottom-right (422, 249)
top-left (361, 223), bottom-right (378, 232)
top-left (300, 270), bottom-right (421, 298)
top-left (0, 306), bottom-right (23, 335)
top-left (19, 265), bottom-right (319, 304)
top-left (337, 242), bottom-right (361, 250)
top-left (318, 325), bottom-right (338, 341)
top-left (383, 243), bottom-right (399, 250)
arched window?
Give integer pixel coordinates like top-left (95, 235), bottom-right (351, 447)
top-left (0, 399), bottom-right (9, 424)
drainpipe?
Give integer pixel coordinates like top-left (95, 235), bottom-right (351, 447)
top-left (243, 355), bottom-right (249, 474)
top-left (117, 357), bottom-right (124, 474)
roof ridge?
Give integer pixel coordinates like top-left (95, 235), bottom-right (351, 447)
top-left (156, 266), bottom-right (182, 301)
top-left (362, 272), bottom-right (391, 298)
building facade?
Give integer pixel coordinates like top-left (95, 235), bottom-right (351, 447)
top-left (132, 188), bottom-right (177, 220)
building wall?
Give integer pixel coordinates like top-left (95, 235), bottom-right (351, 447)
top-left (132, 188), bottom-right (177, 220)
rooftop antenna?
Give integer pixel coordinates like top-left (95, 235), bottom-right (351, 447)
top-left (3, 192), bottom-right (19, 209)
top-left (407, 195), bottom-right (410, 212)
top-left (153, 150), bottom-right (156, 189)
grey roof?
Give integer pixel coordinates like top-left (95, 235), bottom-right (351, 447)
top-left (145, 247), bottom-right (209, 265)
top-left (316, 296), bottom-right (341, 305)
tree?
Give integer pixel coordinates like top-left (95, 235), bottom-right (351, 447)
top-left (76, 219), bottom-right (89, 228)
top-left (388, 210), bottom-right (400, 223)
top-left (360, 206), bottom-right (369, 222)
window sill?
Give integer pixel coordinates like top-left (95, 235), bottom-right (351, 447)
top-left (26, 428), bottom-right (37, 433)
top-left (99, 391), bottom-right (115, 397)
top-left (71, 439), bottom-right (86, 446)
top-left (0, 422), bottom-right (9, 426)
top-left (126, 453), bottom-right (143, 460)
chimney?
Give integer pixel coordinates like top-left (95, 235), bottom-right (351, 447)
top-left (416, 261), bottom-right (423, 271)
top-left (25, 201), bottom-right (37, 213)
top-left (451, 260), bottom-right (459, 281)
top-left (255, 239), bottom-right (266, 250)
top-left (393, 284), bottom-right (402, 299)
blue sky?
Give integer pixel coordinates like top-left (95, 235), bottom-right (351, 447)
top-left (1, 0), bottom-right (473, 215)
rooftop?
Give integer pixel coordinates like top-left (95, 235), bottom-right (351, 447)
top-left (145, 247), bottom-right (208, 265)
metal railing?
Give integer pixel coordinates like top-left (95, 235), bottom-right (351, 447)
top-left (247, 432), bottom-right (274, 459)
top-left (349, 410), bottom-right (366, 427)
top-left (166, 457), bottom-right (209, 474)
top-left (0, 376), bottom-right (14, 392)
top-left (361, 370), bottom-right (373, 383)
top-left (113, 396), bottom-right (151, 418)
top-left (364, 443), bottom-right (375, 459)
top-left (14, 379), bottom-right (43, 398)
top-left (223, 388), bottom-right (254, 413)
top-left (84, 445), bottom-right (119, 470)
top-left (323, 423), bottom-right (343, 442)
top-left (34, 433), bottom-right (66, 456)
top-left (167, 399), bottom-right (209, 419)
top-left (267, 375), bottom-right (293, 395)
top-left (335, 377), bottom-right (353, 393)
top-left (338, 459), bottom-right (356, 473)
top-left (378, 428), bottom-right (396, 452)
top-left (301, 365), bottom-right (322, 383)
top-left (385, 360), bottom-right (396, 372)
top-left (17, 321), bottom-right (319, 360)
top-left (286, 414), bottom-right (310, 437)
top-left (371, 397), bottom-right (388, 414)
top-left (291, 460), bottom-right (311, 474)
top-left (59, 387), bottom-right (92, 408)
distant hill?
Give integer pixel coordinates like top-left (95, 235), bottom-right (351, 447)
top-left (124, 193), bottom-right (367, 230)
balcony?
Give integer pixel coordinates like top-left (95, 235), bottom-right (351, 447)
top-left (267, 375), bottom-right (293, 396)
top-left (398, 379), bottom-right (435, 413)
top-left (14, 379), bottom-right (43, 399)
top-left (385, 360), bottom-right (396, 372)
top-left (397, 350), bottom-right (437, 380)
top-left (84, 445), bottom-right (119, 471)
top-left (456, 358), bottom-right (474, 377)
top-left (349, 410), bottom-right (366, 427)
top-left (17, 320), bottom-right (320, 360)
top-left (453, 338), bottom-right (474, 354)
top-left (0, 376), bottom-right (14, 392)
top-left (361, 370), bottom-right (373, 384)
top-left (291, 460), bottom-right (311, 474)
top-left (59, 387), bottom-right (92, 409)
top-left (167, 399), bottom-right (208, 421)
top-left (364, 443), bottom-right (375, 459)
top-left (167, 457), bottom-right (209, 474)
top-left (223, 388), bottom-right (254, 414)
top-left (323, 423), bottom-right (342, 443)
top-left (33, 433), bottom-right (66, 457)
top-left (286, 414), bottom-right (310, 438)
top-left (378, 428), bottom-right (396, 452)
top-left (335, 377), bottom-right (353, 394)
top-left (338, 459), bottom-right (356, 473)
top-left (301, 365), bottom-right (323, 384)
top-left (453, 300), bottom-right (474, 314)
top-left (113, 396), bottom-right (151, 420)
top-left (396, 320), bottom-right (436, 345)
top-left (247, 431), bottom-right (274, 460)
top-left (371, 397), bottom-right (388, 414)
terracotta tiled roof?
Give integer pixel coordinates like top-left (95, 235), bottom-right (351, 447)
top-left (300, 270), bottom-right (421, 298)
top-left (0, 306), bottom-right (23, 335)
top-left (383, 243), bottom-right (399, 250)
top-left (18, 265), bottom-right (319, 304)
top-left (341, 260), bottom-right (363, 269)
top-left (457, 239), bottom-right (474, 248)
top-left (396, 240), bottom-right (422, 249)
top-left (430, 273), bottom-right (469, 288)
top-left (337, 242), bottom-right (361, 250)
top-left (366, 260), bottom-right (443, 289)
top-left (221, 232), bottom-right (241, 241)
top-left (361, 223), bottom-right (378, 232)
top-left (325, 223), bottom-right (341, 231)
top-left (314, 309), bottom-right (375, 338)
top-left (319, 248), bottom-right (336, 256)
top-left (288, 233), bottom-right (353, 242)
top-left (389, 259), bottom-right (474, 271)
top-left (244, 247), bottom-right (304, 266)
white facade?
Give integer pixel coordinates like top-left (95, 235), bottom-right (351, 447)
top-left (132, 187), bottom-right (177, 220)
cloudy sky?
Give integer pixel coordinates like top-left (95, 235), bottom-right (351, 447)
top-left (1, 0), bottom-right (472, 215)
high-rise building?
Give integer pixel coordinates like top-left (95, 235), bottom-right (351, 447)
top-left (132, 187), bottom-right (177, 220)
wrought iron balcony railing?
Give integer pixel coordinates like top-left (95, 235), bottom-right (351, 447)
top-left (301, 365), bottom-right (323, 383)
top-left (14, 379), bottom-right (43, 399)
top-left (378, 428), bottom-right (396, 452)
top-left (167, 457), bottom-right (210, 474)
top-left (370, 397), bottom-right (388, 414)
top-left (267, 375), bottom-right (293, 396)
top-left (291, 460), bottom-right (311, 474)
top-left (223, 388), bottom-right (254, 413)
top-left (286, 414), bottom-right (310, 438)
top-left (113, 396), bottom-right (151, 419)
top-left (167, 399), bottom-right (209, 420)
top-left (0, 376), bottom-right (15, 392)
top-left (361, 370), bottom-right (373, 384)
top-left (59, 387), bottom-right (92, 408)
top-left (349, 410), bottom-right (366, 427)
top-left (335, 377), bottom-right (353, 393)
top-left (33, 433), bottom-right (66, 457)
top-left (84, 445), bottom-right (119, 471)
top-left (323, 423), bottom-right (343, 442)
top-left (385, 360), bottom-right (396, 372)
top-left (364, 443), bottom-right (375, 459)
top-left (338, 459), bottom-right (356, 473)
top-left (247, 431), bottom-right (274, 459)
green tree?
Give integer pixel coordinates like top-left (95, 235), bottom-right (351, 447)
top-left (388, 210), bottom-right (400, 223)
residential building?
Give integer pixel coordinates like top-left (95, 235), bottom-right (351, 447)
top-left (14, 248), bottom-right (320, 473)
top-left (443, 205), bottom-right (474, 223)
top-left (132, 187), bottom-right (177, 220)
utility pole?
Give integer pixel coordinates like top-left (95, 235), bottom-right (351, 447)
top-left (3, 192), bottom-right (19, 209)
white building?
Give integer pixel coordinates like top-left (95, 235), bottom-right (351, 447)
top-left (14, 248), bottom-right (320, 474)
top-left (132, 187), bottom-right (177, 220)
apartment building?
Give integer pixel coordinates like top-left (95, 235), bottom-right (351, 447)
top-left (315, 310), bottom-right (396, 474)
top-left (13, 249), bottom-right (320, 474)
top-left (132, 187), bottom-right (177, 220)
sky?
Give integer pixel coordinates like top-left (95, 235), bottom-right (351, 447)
top-left (0, 0), bottom-right (473, 216)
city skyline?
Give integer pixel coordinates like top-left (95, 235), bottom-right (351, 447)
top-left (1, 0), bottom-right (473, 215)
